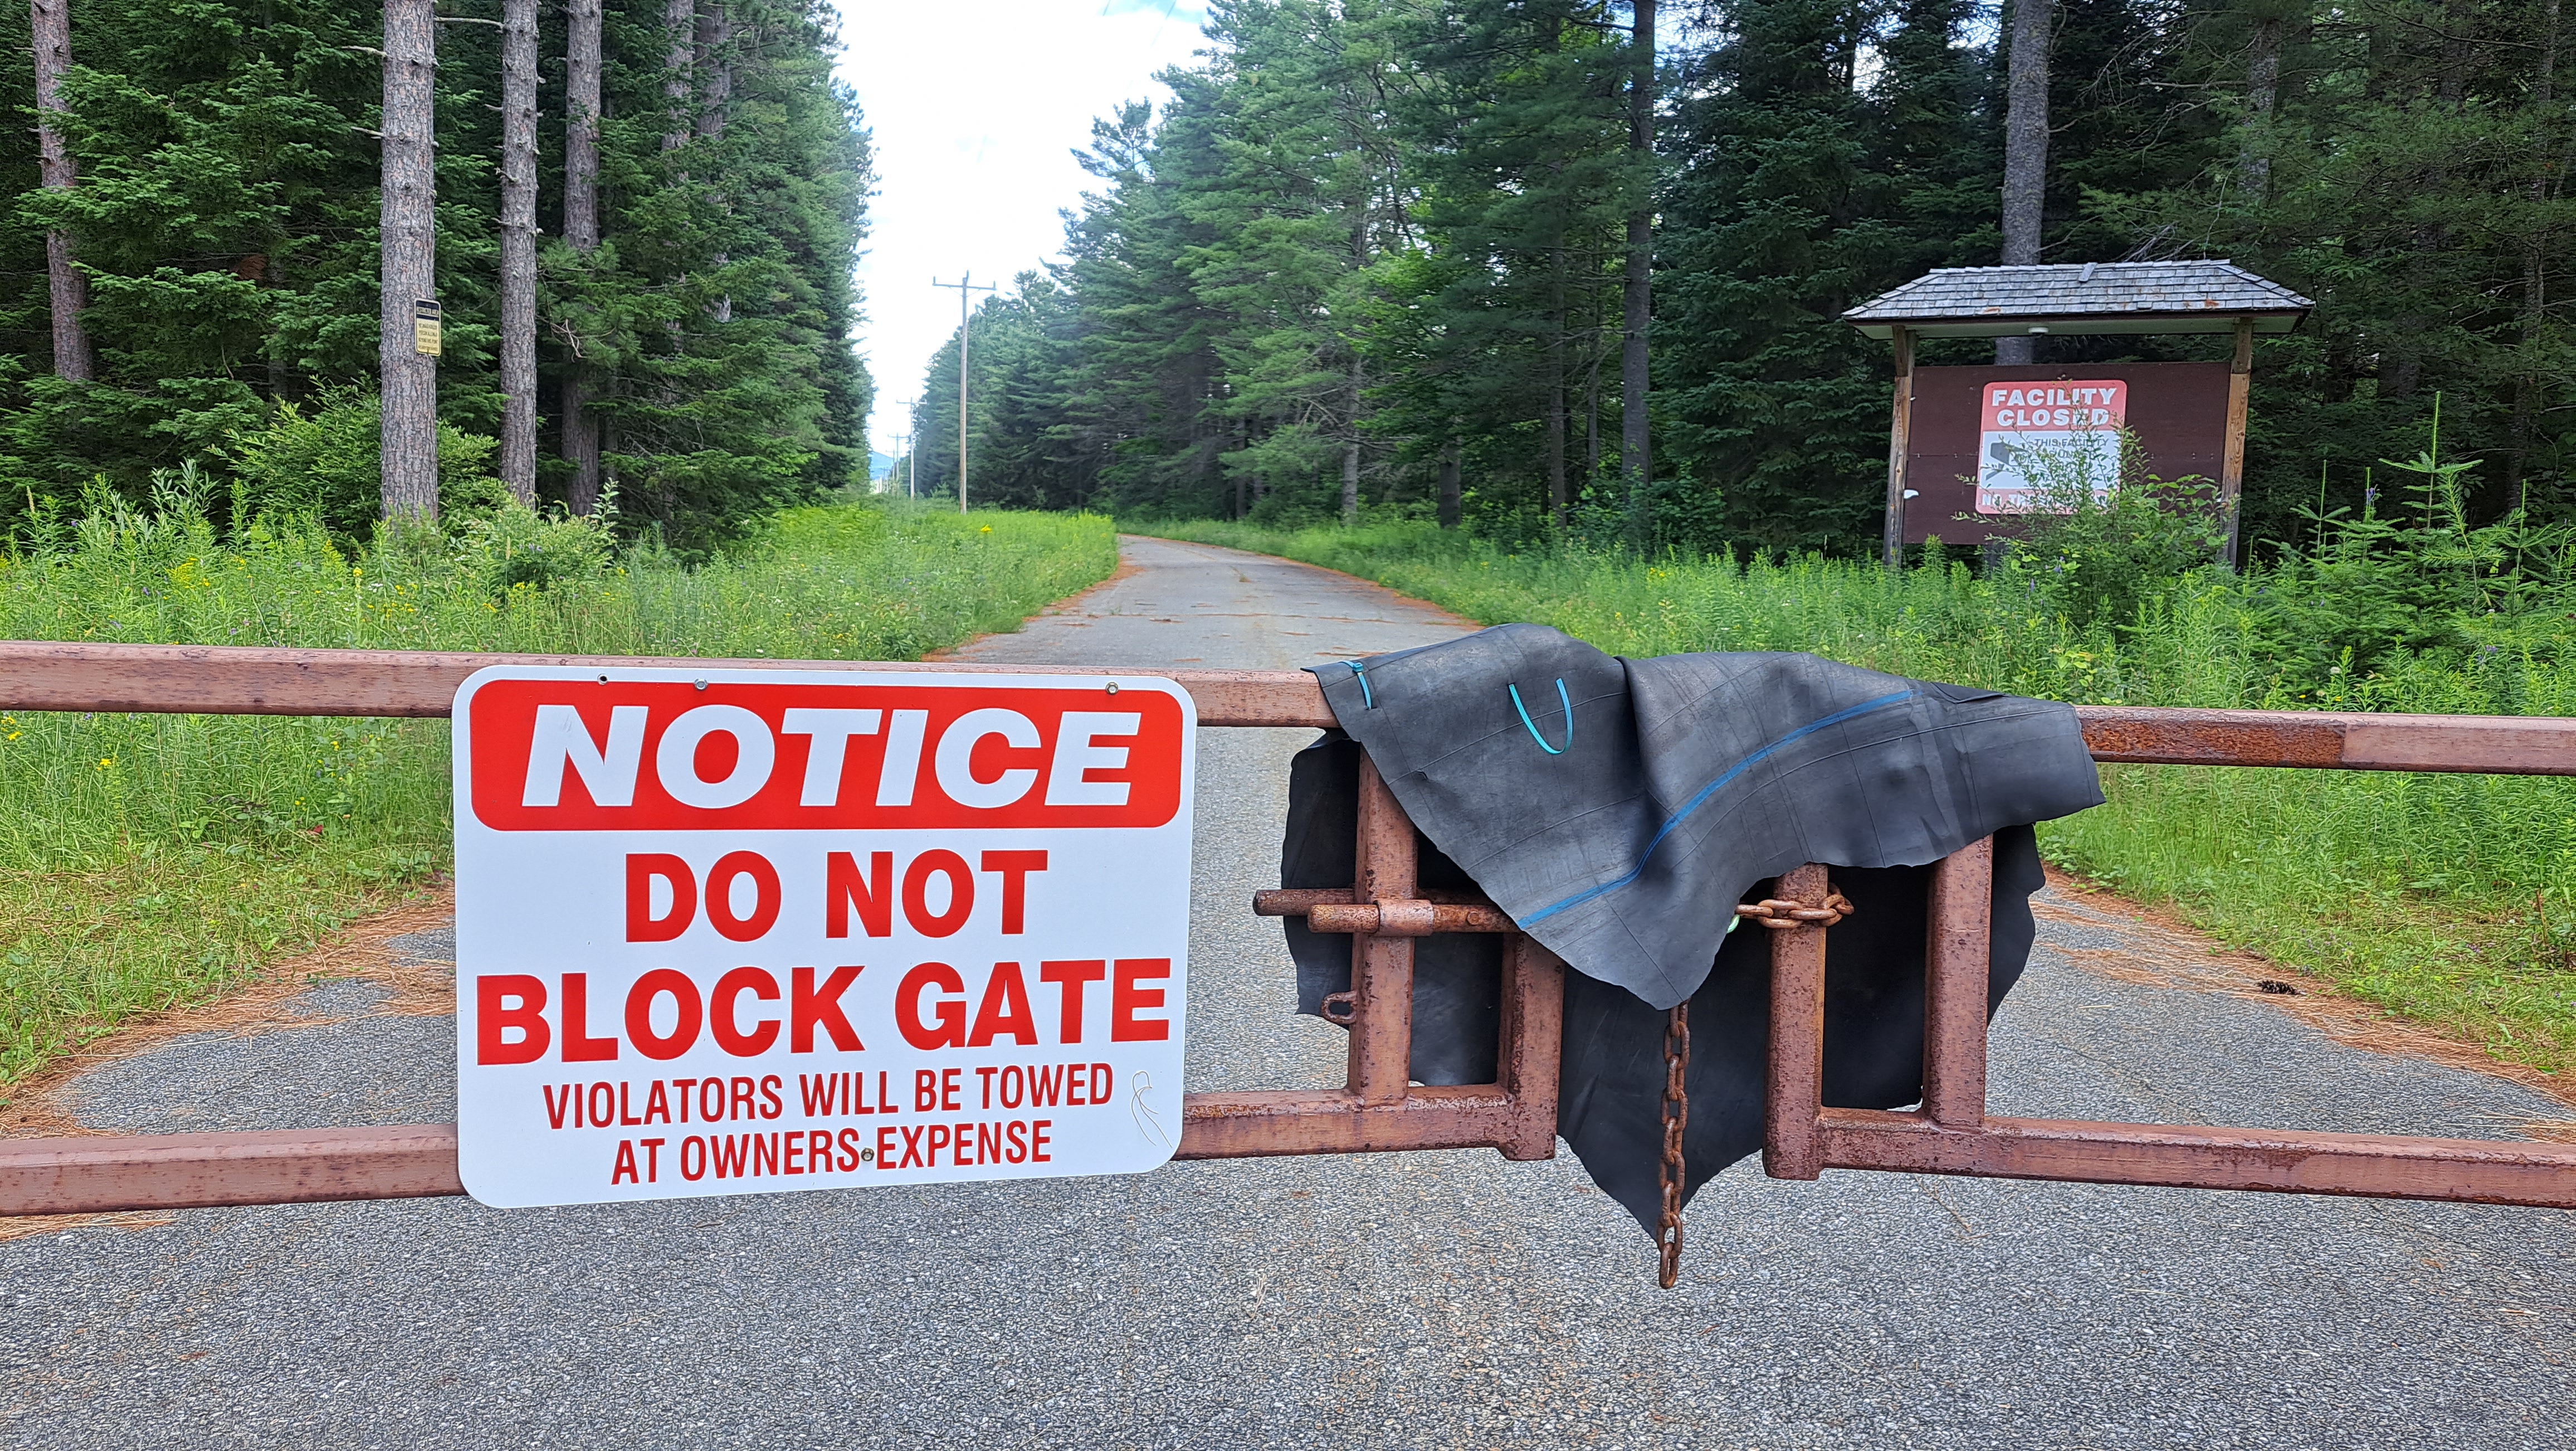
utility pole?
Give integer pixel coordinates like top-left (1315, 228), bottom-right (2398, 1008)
top-left (931, 274), bottom-right (995, 512)
top-left (895, 397), bottom-right (918, 499)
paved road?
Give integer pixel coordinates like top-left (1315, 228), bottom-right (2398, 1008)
top-left (5, 534), bottom-right (2572, 1449)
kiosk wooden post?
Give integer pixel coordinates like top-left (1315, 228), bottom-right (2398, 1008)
top-left (1882, 326), bottom-right (1914, 568)
top-left (2220, 316), bottom-right (2254, 568)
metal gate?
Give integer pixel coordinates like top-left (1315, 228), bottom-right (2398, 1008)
top-left (2, 640), bottom-right (2572, 1217)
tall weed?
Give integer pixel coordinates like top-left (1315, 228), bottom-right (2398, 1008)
top-left (0, 497), bottom-right (1116, 1083)
top-left (1145, 507), bottom-right (2576, 1077)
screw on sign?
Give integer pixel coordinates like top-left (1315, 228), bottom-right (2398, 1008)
top-left (451, 667), bottom-right (1196, 1207)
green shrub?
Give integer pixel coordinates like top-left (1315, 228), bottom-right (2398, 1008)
top-left (0, 496), bottom-right (1118, 1085)
top-left (1140, 475), bottom-right (2576, 1077)
top-left (215, 388), bottom-right (508, 541)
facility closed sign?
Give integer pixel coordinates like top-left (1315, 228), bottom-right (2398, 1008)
top-left (1975, 378), bottom-right (2126, 514)
top-left (452, 666), bottom-right (1196, 1207)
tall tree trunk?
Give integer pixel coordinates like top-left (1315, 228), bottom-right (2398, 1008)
top-left (1995, 0), bottom-right (2051, 365)
top-left (30, 0), bottom-right (92, 382)
top-left (1339, 213), bottom-right (1366, 527)
top-left (662, 0), bottom-right (692, 154)
top-left (2237, 12), bottom-right (2286, 201)
top-left (696, 1), bottom-right (732, 322)
top-left (2390, 0), bottom-right (2476, 403)
top-left (1620, 0), bottom-right (1653, 525)
top-left (2511, 0), bottom-right (2564, 494)
top-left (1339, 355), bottom-right (1363, 527)
top-left (1437, 441), bottom-right (1461, 530)
top-left (562, 0), bottom-right (603, 514)
top-left (497, 0), bottom-right (539, 505)
top-left (264, 254), bottom-right (289, 397)
top-left (379, 0), bottom-right (438, 520)
top-left (695, 0), bottom-right (730, 139)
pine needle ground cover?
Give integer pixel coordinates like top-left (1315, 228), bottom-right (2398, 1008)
top-left (0, 502), bottom-right (1116, 1087)
top-left (1145, 519), bottom-right (2576, 1081)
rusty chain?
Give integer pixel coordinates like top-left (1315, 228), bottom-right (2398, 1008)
top-left (1320, 989), bottom-right (1357, 1026)
top-left (1656, 1000), bottom-right (1690, 1289)
top-left (1734, 886), bottom-right (1853, 931)
top-left (1660, 882), bottom-right (1853, 1286)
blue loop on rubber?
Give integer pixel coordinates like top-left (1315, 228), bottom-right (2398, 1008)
top-left (1349, 661), bottom-right (1376, 709)
top-left (1509, 678), bottom-right (1573, 756)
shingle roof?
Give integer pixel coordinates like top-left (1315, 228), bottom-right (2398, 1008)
top-left (1842, 261), bottom-right (2314, 338)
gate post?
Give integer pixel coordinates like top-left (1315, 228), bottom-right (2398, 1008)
top-left (1346, 755), bottom-right (1417, 1103)
top-left (1764, 863), bottom-right (1832, 1180)
top-left (1921, 837), bottom-right (1995, 1128)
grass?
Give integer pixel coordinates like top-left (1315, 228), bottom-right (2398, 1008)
top-left (0, 500), bottom-right (1118, 1087)
top-left (1141, 517), bottom-right (2576, 1080)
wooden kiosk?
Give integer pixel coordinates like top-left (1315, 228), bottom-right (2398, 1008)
top-left (1843, 261), bottom-right (2313, 567)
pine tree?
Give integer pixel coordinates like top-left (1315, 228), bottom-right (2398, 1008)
top-left (28, 0), bottom-right (90, 380)
top-left (497, 0), bottom-right (538, 503)
top-left (0, 0), bottom-right (868, 547)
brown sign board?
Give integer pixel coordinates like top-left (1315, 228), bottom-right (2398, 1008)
top-left (1899, 362), bottom-right (2231, 545)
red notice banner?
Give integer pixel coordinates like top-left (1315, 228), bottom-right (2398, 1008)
top-left (466, 677), bottom-right (1188, 832)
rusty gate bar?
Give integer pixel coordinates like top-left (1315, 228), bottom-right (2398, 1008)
top-left (1348, 756), bottom-right (1417, 1105)
top-left (1760, 864), bottom-right (1831, 1182)
top-left (1919, 838), bottom-right (1994, 1131)
top-left (0, 640), bottom-right (2573, 1218)
top-left (1761, 851), bottom-right (2576, 1206)
top-left (9, 639), bottom-right (2576, 776)
top-left (1177, 749), bottom-right (1568, 1165)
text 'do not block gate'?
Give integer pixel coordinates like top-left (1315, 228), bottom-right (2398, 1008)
top-left (452, 666), bottom-right (1197, 1207)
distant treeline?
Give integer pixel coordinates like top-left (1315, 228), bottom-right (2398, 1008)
top-left (902, 0), bottom-right (2575, 557)
top-left (1, 0), bottom-right (872, 554)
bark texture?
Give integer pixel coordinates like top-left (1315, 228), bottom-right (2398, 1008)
top-left (696, 1), bottom-right (731, 322)
top-left (1339, 359), bottom-right (1362, 528)
top-left (1995, 0), bottom-right (2051, 366)
top-left (2511, 0), bottom-right (2563, 490)
top-left (498, 0), bottom-right (539, 504)
top-left (30, 0), bottom-right (92, 382)
top-left (562, 0), bottom-right (603, 514)
top-left (1620, 0), bottom-right (1653, 519)
top-left (379, 0), bottom-right (438, 520)
top-left (662, 0), bottom-right (692, 153)
top-left (2238, 14), bottom-right (2286, 200)
top-left (694, 0), bottom-right (730, 139)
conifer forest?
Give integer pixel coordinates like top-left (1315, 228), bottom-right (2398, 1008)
top-left (0, 0), bottom-right (870, 554)
top-left (896, 0), bottom-right (2574, 559)
top-left (1, 0), bottom-right (2570, 559)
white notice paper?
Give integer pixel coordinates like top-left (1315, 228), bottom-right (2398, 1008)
top-left (452, 666), bottom-right (1195, 1207)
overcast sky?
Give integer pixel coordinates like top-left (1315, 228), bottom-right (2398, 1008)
top-left (835, 0), bottom-right (1210, 469)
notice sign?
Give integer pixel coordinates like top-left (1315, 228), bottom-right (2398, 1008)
top-left (1975, 378), bottom-right (2126, 514)
top-left (452, 666), bottom-right (1196, 1208)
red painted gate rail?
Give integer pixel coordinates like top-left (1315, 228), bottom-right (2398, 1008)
top-left (1, 640), bottom-right (2572, 1218)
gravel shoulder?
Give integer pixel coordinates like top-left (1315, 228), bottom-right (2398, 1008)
top-left (3, 533), bottom-right (2569, 1450)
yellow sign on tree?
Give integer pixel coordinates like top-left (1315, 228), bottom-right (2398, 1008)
top-left (413, 299), bottom-right (442, 357)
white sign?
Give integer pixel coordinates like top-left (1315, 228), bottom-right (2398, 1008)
top-left (452, 666), bottom-right (1195, 1207)
top-left (1976, 378), bottom-right (2127, 514)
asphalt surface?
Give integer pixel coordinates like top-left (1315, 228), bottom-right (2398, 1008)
top-left (4, 533), bottom-right (2572, 1449)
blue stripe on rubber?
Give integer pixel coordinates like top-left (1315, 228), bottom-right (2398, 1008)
top-left (1520, 689), bottom-right (1916, 926)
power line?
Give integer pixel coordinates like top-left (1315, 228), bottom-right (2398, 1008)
top-left (931, 273), bottom-right (997, 513)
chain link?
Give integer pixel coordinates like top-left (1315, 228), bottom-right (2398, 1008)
top-left (1734, 889), bottom-right (1854, 931)
top-left (1656, 1000), bottom-right (1690, 1290)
